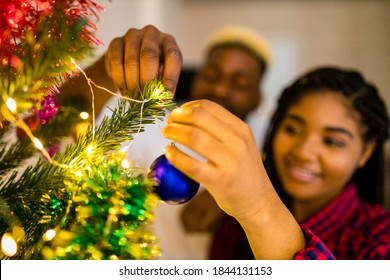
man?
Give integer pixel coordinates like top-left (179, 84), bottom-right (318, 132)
top-left (59, 24), bottom-right (272, 259)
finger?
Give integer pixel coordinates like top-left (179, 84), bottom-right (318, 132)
top-left (164, 144), bottom-right (219, 189)
top-left (178, 100), bottom-right (245, 131)
top-left (161, 34), bottom-right (183, 94)
top-left (105, 37), bottom-right (126, 91)
top-left (139, 25), bottom-right (163, 88)
top-left (166, 101), bottom-right (242, 143)
top-left (163, 122), bottom-right (235, 167)
top-left (123, 28), bottom-right (142, 93)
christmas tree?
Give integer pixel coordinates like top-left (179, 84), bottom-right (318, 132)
top-left (0, 0), bottom-right (174, 260)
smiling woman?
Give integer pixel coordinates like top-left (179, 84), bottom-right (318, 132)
top-left (209, 66), bottom-right (390, 260)
top-left (262, 67), bottom-right (390, 258)
top-left (272, 91), bottom-right (376, 221)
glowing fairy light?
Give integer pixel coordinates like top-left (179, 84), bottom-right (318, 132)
top-left (70, 57), bottom-right (96, 140)
top-left (70, 56), bottom-right (156, 150)
top-left (1, 233), bottom-right (17, 257)
top-left (86, 145), bottom-right (93, 154)
top-left (121, 159), bottom-right (130, 169)
top-left (153, 88), bottom-right (161, 97)
top-left (80, 112), bottom-right (89, 120)
top-left (44, 229), bottom-right (56, 241)
top-left (6, 97), bottom-right (17, 113)
top-left (33, 138), bottom-right (43, 150)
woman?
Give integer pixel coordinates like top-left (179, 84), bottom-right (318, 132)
top-left (211, 68), bottom-right (390, 259)
top-left (163, 67), bottom-right (390, 259)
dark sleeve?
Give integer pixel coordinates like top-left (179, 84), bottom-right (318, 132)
top-left (293, 227), bottom-right (335, 260)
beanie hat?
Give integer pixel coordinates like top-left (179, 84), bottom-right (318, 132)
top-left (204, 25), bottom-right (272, 70)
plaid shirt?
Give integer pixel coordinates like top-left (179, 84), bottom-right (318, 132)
top-left (210, 183), bottom-right (390, 260)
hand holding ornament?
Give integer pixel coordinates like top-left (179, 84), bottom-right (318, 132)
top-left (161, 99), bottom-right (269, 220)
top-left (161, 99), bottom-right (306, 259)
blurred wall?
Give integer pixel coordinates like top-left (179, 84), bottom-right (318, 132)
top-left (91, 0), bottom-right (390, 209)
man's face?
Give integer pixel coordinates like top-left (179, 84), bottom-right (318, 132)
top-left (189, 47), bottom-right (263, 120)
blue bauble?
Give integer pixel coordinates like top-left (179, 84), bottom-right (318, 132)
top-left (148, 154), bottom-right (200, 204)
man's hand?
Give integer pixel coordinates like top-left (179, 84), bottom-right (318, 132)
top-left (104, 25), bottom-right (183, 97)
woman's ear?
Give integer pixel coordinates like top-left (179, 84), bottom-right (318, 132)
top-left (358, 139), bottom-right (377, 168)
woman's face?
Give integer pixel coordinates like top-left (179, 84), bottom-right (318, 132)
top-left (272, 92), bottom-right (372, 207)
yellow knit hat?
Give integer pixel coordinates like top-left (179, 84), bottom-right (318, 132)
top-left (204, 25), bottom-right (272, 70)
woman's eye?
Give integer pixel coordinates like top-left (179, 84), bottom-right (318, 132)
top-left (324, 137), bottom-right (346, 148)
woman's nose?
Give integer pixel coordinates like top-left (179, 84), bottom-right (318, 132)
top-left (290, 136), bottom-right (320, 161)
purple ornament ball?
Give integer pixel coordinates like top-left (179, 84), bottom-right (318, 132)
top-left (148, 154), bottom-right (199, 205)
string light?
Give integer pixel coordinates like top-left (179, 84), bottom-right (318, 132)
top-left (80, 111), bottom-right (89, 120)
top-left (153, 88), bottom-right (161, 97)
top-left (121, 159), bottom-right (130, 169)
top-left (1, 233), bottom-right (17, 257)
top-left (44, 229), bottom-right (56, 241)
top-left (70, 58), bottom-right (151, 104)
top-left (33, 137), bottom-right (43, 150)
top-left (70, 57), bottom-right (155, 155)
top-left (86, 145), bottom-right (93, 154)
top-left (5, 97), bottom-right (17, 113)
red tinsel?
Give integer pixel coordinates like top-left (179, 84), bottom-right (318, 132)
top-left (0, 0), bottom-right (105, 121)
top-left (0, 0), bottom-right (104, 67)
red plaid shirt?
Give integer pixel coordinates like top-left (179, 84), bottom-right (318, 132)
top-left (210, 183), bottom-right (390, 260)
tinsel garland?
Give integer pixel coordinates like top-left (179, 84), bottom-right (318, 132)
top-left (0, 0), bottom-right (103, 119)
top-left (41, 152), bottom-right (160, 260)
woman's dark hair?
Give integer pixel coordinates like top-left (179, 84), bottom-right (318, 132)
top-left (262, 66), bottom-right (390, 205)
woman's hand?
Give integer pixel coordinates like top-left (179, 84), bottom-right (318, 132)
top-left (162, 99), bottom-right (306, 259)
top-left (162, 99), bottom-right (267, 220)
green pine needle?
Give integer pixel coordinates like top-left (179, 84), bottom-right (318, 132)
top-left (0, 79), bottom-right (173, 259)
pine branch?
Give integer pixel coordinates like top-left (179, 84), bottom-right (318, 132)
top-left (0, 138), bottom-right (35, 177)
top-left (0, 106), bottom-right (81, 178)
top-left (34, 106), bottom-right (82, 143)
top-left (0, 79), bottom-right (173, 259)
top-left (55, 80), bottom-right (174, 168)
